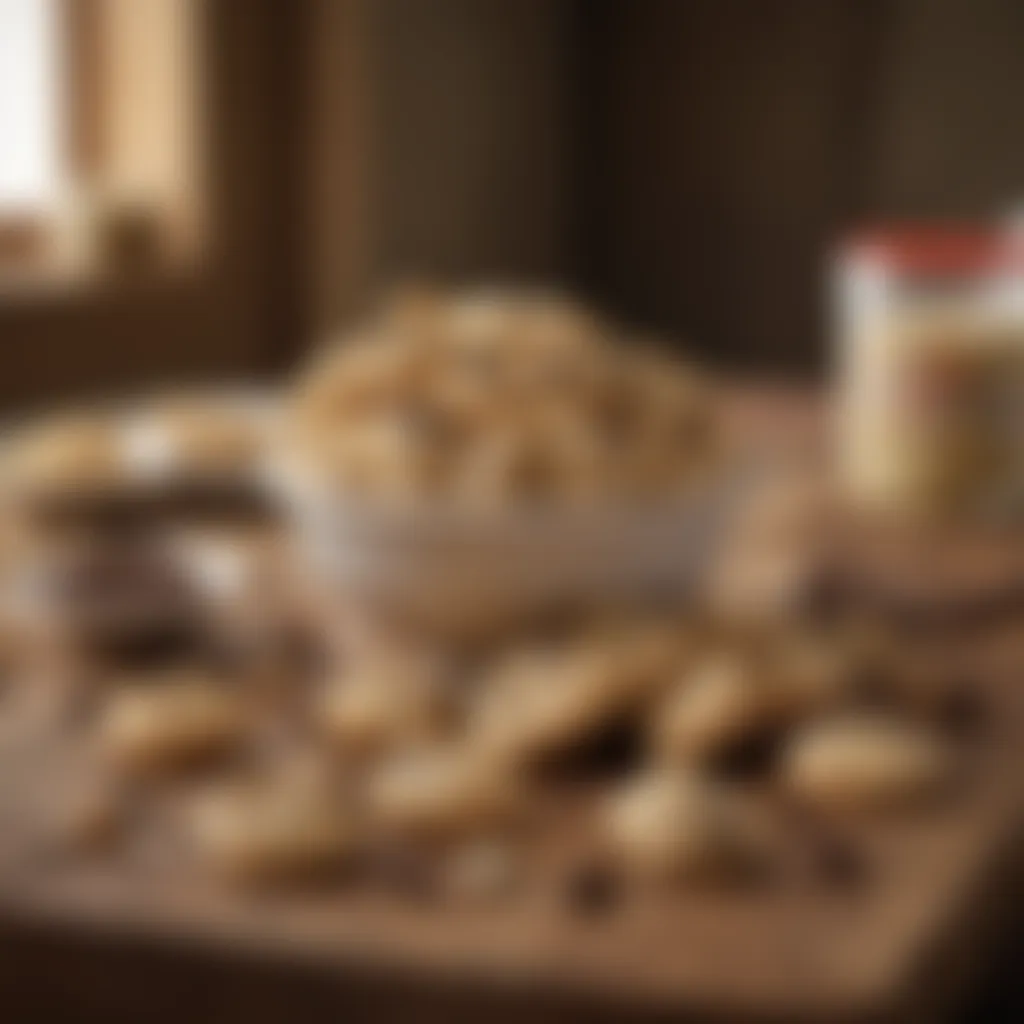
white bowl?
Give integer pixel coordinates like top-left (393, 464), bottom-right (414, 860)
top-left (279, 461), bottom-right (753, 636)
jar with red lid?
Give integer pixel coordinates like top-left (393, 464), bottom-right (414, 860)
top-left (835, 224), bottom-right (1024, 518)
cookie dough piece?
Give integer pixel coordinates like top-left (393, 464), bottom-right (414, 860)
top-left (2, 412), bottom-right (128, 500)
top-left (470, 617), bottom-right (688, 769)
top-left (123, 395), bottom-right (271, 481)
top-left (442, 289), bottom-right (604, 379)
top-left (470, 639), bottom-right (633, 766)
top-left (603, 769), bottom-right (761, 883)
top-left (293, 331), bottom-right (436, 442)
top-left (191, 778), bottom-right (355, 884)
top-left (326, 410), bottom-right (452, 498)
top-left (319, 653), bottom-right (452, 756)
top-left (782, 715), bottom-right (951, 811)
top-left (100, 676), bottom-right (247, 774)
top-left (453, 425), bottom-right (568, 504)
top-left (652, 653), bottom-right (772, 764)
top-left (368, 747), bottom-right (522, 838)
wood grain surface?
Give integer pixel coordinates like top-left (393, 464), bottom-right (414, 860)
top-left (0, 389), bottom-right (1022, 1024)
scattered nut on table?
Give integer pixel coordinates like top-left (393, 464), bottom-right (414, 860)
top-left (123, 394), bottom-right (270, 482)
top-left (99, 677), bottom-right (248, 774)
top-left (652, 653), bottom-right (771, 763)
top-left (603, 769), bottom-right (764, 884)
top-left (318, 653), bottom-right (452, 755)
top-left (1, 412), bottom-right (129, 502)
top-left (470, 642), bottom-right (629, 766)
top-left (367, 747), bottom-right (524, 838)
top-left (782, 715), bottom-right (951, 811)
top-left (191, 779), bottom-right (356, 884)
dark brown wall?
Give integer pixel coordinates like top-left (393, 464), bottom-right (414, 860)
top-left (311, 0), bottom-right (1024, 372)
top-left (575, 0), bottom-right (1024, 372)
top-left (364, 0), bottom-right (574, 288)
top-left (861, 0), bottom-right (1024, 217)
top-left (296, 0), bottom-right (579, 353)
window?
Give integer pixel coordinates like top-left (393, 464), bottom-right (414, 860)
top-left (0, 0), bottom-right (63, 213)
top-left (0, 0), bottom-right (203, 282)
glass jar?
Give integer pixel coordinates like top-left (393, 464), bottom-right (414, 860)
top-left (835, 226), bottom-right (1024, 519)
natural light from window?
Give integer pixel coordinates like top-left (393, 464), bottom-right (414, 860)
top-left (0, 0), bottom-right (62, 213)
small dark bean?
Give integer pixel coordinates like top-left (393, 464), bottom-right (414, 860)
top-left (711, 729), bottom-right (783, 781)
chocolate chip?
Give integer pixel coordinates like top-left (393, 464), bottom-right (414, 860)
top-left (538, 718), bottom-right (644, 781)
top-left (711, 729), bottom-right (782, 780)
top-left (563, 860), bottom-right (621, 917)
top-left (90, 622), bottom-right (204, 668)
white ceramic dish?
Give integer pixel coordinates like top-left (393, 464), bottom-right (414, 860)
top-left (280, 461), bottom-right (753, 635)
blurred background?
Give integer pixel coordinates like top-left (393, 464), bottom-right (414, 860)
top-left (3, 0), bottom-right (1024, 410)
top-left (3, 4), bottom-right (1024, 1023)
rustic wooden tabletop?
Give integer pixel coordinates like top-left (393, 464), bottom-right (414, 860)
top-left (0, 387), bottom-right (1022, 1024)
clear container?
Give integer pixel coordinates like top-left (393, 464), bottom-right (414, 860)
top-left (835, 226), bottom-right (1024, 519)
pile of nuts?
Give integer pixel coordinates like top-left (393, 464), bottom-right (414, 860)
top-left (289, 288), bottom-right (718, 502)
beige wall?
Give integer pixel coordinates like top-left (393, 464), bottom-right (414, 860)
top-left (576, 0), bottom-right (1024, 371)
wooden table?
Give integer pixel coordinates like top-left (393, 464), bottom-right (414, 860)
top-left (1, 388), bottom-right (1023, 1024)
